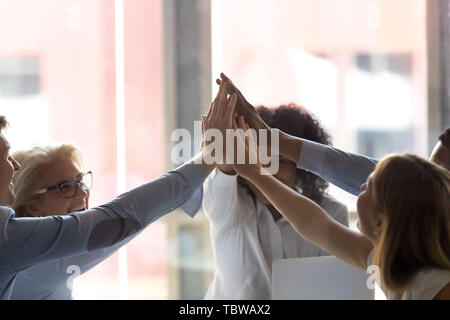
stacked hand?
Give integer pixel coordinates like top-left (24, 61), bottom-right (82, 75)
top-left (201, 80), bottom-right (237, 165)
top-left (231, 115), bottom-right (263, 179)
top-left (216, 73), bottom-right (270, 132)
top-left (201, 73), bottom-right (272, 176)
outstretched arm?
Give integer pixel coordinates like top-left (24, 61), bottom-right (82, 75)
top-left (245, 172), bottom-right (373, 269)
top-left (1, 80), bottom-right (235, 274)
top-left (231, 117), bottom-right (374, 270)
top-left (283, 133), bottom-right (378, 196)
top-left (218, 72), bottom-right (378, 196)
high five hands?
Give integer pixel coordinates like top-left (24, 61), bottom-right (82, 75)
top-left (216, 73), bottom-right (270, 132)
top-left (200, 73), bottom-right (269, 177)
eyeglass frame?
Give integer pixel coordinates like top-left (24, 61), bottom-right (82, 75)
top-left (33, 171), bottom-right (93, 199)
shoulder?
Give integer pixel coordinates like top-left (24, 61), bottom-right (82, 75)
top-left (408, 268), bottom-right (450, 300)
top-left (0, 206), bottom-right (15, 219)
top-left (0, 206), bottom-right (16, 229)
top-left (433, 282), bottom-right (450, 300)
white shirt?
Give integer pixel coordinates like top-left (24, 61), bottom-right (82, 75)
top-left (203, 169), bottom-right (349, 299)
top-left (367, 249), bottom-right (450, 300)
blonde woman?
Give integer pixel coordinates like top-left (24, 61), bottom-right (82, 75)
top-left (10, 142), bottom-right (214, 299)
top-left (9, 144), bottom-right (134, 299)
top-left (232, 117), bottom-right (450, 300)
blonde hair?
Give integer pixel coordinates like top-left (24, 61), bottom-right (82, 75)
top-left (11, 144), bottom-right (84, 217)
top-left (371, 153), bottom-right (450, 294)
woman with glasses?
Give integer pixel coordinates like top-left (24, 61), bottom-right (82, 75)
top-left (12, 144), bottom-right (91, 218)
top-left (8, 144), bottom-right (138, 299)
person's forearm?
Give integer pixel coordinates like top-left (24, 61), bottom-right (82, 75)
top-left (279, 129), bottom-right (378, 196)
top-left (279, 130), bottom-right (303, 164)
top-left (298, 139), bottom-right (378, 196)
top-left (12, 230), bottom-right (139, 297)
top-left (246, 170), bottom-right (373, 269)
top-left (3, 160), bottom-right (208, 272)
top-left (97, 160), bottom-right (206, 228)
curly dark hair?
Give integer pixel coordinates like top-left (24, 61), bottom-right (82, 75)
top-left (238, 103), bottom-right (332, 205)
top-left (439, 128), bottom-right (450, 148)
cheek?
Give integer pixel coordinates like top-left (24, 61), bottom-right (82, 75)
top-left (356, 195), bottom-right (369, 226)
top-left (356, 194), bottom-right (379, 237)
top-left (39, 194), bottom-right (72, 215)
top-left (0, 162), bottom-right (13, 181)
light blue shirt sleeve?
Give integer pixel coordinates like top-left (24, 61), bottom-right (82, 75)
top-left (179, 185), bottom-right (203, 218)
top-left (10, 230), bottom-right (141, 300)
top-left (0, 160), bottom-right (205, 299)
top-left (297, 139), bottom-right (378, 196)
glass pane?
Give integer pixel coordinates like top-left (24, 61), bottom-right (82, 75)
top-left (212, 0), bottom-right (427, 214)
top-left (211, 0), bottom-right (427, 300)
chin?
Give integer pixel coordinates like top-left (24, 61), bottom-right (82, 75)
top-left (3, 195), bottom-right (15, 206)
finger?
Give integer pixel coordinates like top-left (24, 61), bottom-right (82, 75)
top-left (218, 80), bottom-right (229, 114)
top-left (233, 118), bottom-right (242, 144)
top-left (213, 81), bottom-right (224, 103)
top-left (235, 122), bottom-right (245, 146)
top-left (216, 78), bottom-right (221, 86)
top-left (225, 93), bottom-right (237, 124)
top-left (220, 73), bottom-right (230, 82)
top-left (220, 73), bottom-right (239, 96)
top-left (205, 101), bottom-right (214, 122)
top-left (212, 83), bottom-right (225, 117)
top-left (232, 118), bottom-right (239, 131)
top-left (238, 115), bottom-right (246, 130)
top-left (246, 122), bottom-right (256, 146)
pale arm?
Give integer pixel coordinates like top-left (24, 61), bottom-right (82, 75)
top-left (248, 172), bottom-right (374, 270)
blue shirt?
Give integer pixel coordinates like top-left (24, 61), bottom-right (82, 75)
top-left (0, 161), bottom-right (205, 300)
top-left (297, 139), bottom-right (378, 196)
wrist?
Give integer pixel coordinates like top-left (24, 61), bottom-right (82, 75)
top-left (196, 149), bottom-right (217, 176)
top-left (279, 130), bottom-right (303, 164)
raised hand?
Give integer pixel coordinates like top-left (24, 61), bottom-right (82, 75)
top-left (216, 73), bottom-right (270, 132)
top-left (201, 81), bottom-right (237, 166)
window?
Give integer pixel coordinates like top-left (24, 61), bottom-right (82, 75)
top-left (0, 57), bottom-right (40, 97)
top-left (0, 0), bottom-right (442, 301)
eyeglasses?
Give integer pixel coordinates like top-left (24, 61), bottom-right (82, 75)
top-left (34, 171), bottom-right (93, 199)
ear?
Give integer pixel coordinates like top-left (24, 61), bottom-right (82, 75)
top-left (24, 202), bottom-right (43, 217)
